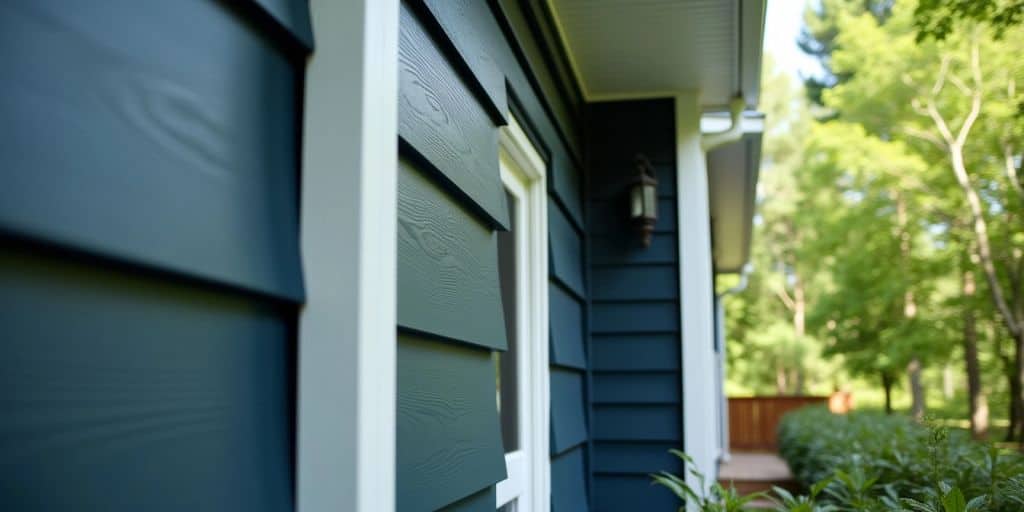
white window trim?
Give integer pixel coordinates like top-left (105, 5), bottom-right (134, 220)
top-left (297, 1), bottom-right (398, 511)
top-left (495, 116), bottom-right (550, 512)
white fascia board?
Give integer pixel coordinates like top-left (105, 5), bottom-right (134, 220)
top-left (297, 1), bottom-right (398, 511)
top-left (739, 0), bottom-right (767, 108)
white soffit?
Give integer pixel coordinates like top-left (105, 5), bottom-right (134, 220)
top-left (549, 0), bottom-right (766, 108)
top-left (708, 132), bottom-right (762, 273)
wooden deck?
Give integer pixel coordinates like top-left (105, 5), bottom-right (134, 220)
top-left (718, 452), bottom-right (798, 508)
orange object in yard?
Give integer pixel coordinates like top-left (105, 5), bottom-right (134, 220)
top-left (828, 391), bottom-right (853, 414)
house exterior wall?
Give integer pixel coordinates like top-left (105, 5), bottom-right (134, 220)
top-left (585, 99), bottom-right (684, 511)
top-left (397, 1), bottom-right (590, 510)
top-left (0, 1), bottom-right (310, 510)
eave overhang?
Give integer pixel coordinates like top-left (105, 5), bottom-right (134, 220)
top-left (548, 0), bottom-right (767, 275)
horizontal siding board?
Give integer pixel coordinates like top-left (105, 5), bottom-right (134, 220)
top-left (549, 282), bottom-right (586, 369)
top-left (438, 486), bottom-right (496, 512)
top-left (551, 446), bottom-right (589, 512)
top-left (0, 243), bottom-right (294, 512)
top-left (494, 0), bottom-right (581, 159)
top-left (399, 2), bottom-right (508, 230)
top-left (592, 372), bottom-right (680, 404)
top-left (591, 234), bottom-right (676, 265)
top-left (397, 160), bottom-right (507, 351)
top-left (591, 265), bottom-right (677, 302)
top-left (249, 0), bottom-right (313, 49)
top-left (0, 0), bottom-right (304, 302)
top-left (552, 156), bottom-right (585, 228)
top-left (397, 335), bottom-right (507, 512)
top-left (592, 475), bottom-right (679, 512)
top-left (591, 302), bottom-right (679, 334)
top-left (592, 442), bottom-right (683, 475)
top-left (419, 0), bottom-right (508, 122)
top-left (654, 198), bottom-right (676, 232)
top-left (550, 368), bottom-right (587, 454)
top-left (548, 199), bottom-right (585, 296)
top-left (591, 334), bottom-right (680, 371)
top-left (593, 405), bottom-right (681, 442)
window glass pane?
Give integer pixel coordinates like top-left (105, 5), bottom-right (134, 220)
top-left (496, 189), bottom-right (518, 453)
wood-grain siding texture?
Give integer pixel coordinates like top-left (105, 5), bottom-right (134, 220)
top-left (399, 2), bottom-right (509, 230)
top-left (0, 3), bottom-right (306, 511)
top-left (586, 99), bottom-right (683, 511)
top-left (397, 159), bottom-right (507, 351)
top-left (0, 0), bottom-right (306, 302)
top-left (397, 0), bottom-right (592, 509)
top-left (396, 335), bottom-right (507, 512)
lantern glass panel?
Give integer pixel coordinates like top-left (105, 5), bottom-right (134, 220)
top-left (643, 183), bottom-right (657, 220)
top-left (630, 183), bottom-right (644, 219)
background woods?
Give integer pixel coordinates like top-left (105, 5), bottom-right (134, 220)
top-left (723, 0), bottom-right (1023, 440)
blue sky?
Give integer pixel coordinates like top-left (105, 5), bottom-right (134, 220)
top-left (763, 0), bottom-right (823, 80)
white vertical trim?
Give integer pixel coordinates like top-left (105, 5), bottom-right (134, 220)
top-left (297, 1), bottom-right (398, 511)
top-left (497, 116), bottom-right (550, 512)
top-left (675, 92), bottom-right (719, 494)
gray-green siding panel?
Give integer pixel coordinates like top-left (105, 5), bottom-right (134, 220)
top-left (592, 442), bottom-right (683, 475)
top-left (396, 335), bottom-right (507, 512)
top-left (591, 234), bottom-right (677, 265)
top-left (0, 243), bottom-right (294, 512)
top-left (592, 405), bottom-right (681, 442)
top-left (592, 475), bottom-right (679, 512)
top-left (399, 3), bottom-right (509, 230)
top-left (398, 159), bottom-right (507, 351)
top-left (591, 334), bottom-right (680, 372)
top-left (551, 368), bottom-right (588, 454)
top-left (592, 266), bottom-right (678, 301)
top-left (592, 372), bottom-right (680, 404)
top-left (587, 100), bottom-right (682, 510)
top-left (0, 0), bottom-right (305, 301)
top-left (419, 0), bottom-right (508, 122)
top-left (439, 486), bottom-right (498, 512)
top-left (591, 302), bottom-right (679, 334)
top-left (549, 282), bottom-right (586, 369)
top-left (249, 0), bottom-right (313, 49)
top-left (551, 446), bottom-right (589, 512)
top-left (549, 198), bottom-right (586, 296)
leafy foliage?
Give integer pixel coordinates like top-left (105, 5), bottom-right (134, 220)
top-left (778, 408), bottom-right (1024, 511)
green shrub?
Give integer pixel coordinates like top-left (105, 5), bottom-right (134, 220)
top-left (777, 407), bottom-right (1024, 511)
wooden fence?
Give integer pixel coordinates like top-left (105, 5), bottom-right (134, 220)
top-left (728, 396), bottom-right (827, 451)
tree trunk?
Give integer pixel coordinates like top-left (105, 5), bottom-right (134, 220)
top-left (1005, 353), bottom-right (1020, 442)
top-left (908, 358), bottom-right (926, 421)
top-left (964, 303), bottom-right (988, 438)
top-left (882, 372), bottom-right (894, 414)
top-left (962, 268), bottom-right (988, 439)
top-left (1015, 331), bottom-right (1024, 441)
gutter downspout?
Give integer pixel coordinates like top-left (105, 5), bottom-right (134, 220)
top-left (701, 95), bottom-right (747, 152)
top-left (715, 264), bottom-right (751, 463)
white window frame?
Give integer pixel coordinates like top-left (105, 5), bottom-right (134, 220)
top-left (495, 116), bottom-right (550, 512)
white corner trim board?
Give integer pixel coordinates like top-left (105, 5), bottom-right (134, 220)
top-left (297, 1), bottom-right (399, 512)
top-left (676, 92), bottom-right (721, 493)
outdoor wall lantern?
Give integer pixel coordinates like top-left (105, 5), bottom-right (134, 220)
top-left (629, 153), bottom-right (658, 247)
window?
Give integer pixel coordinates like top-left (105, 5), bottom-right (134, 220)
top-left (494, 118), bottom-right (549, 512)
